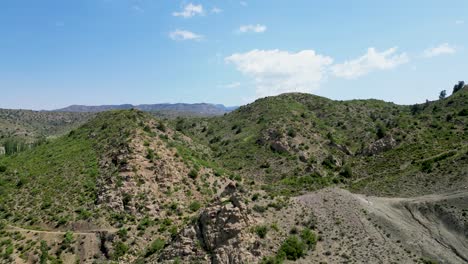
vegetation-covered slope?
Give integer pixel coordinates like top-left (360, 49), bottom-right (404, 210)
top-left (0, 110), bottom-right (233, 263)
top-left (174, 87), bottom-right (467, 197)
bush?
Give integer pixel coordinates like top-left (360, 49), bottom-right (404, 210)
top-left (421, 160), bottom-right (433, 173)
top-left (376, 122), bottom-right (387, 139)
top-left (254, 225), bottom-right (268, 239)
top-left (253, 204), bottom-right (267, 213)
top-left (113, 241), bottom-right (129, 260)
top-left (300, 228), bottom-right (317, 249)
top-left (144, 238), bottom-right (165, 257)
top-left (339, 165), bottom-right (353, 178)
top-left (287, 128), bottom-right (297, 138)
top-left (189, 201), bottom-right (201, 212)
top-left (146, 148), bottom-right (155, 160)
top-left (39, 241), bottom-right (48, 264)
top-left (117, 228), bottom-right (128, 240)
top-left (188, 169), bottom-right (198, 179)
top-left (157, 122), bottom-right (166, 132)
top-left (63, 231), bottom-right (74, 247)
top-left (251, 193), bottom-right (260, 201)
top-left (0, 165), bottom-right (6, 173)
top-left (322, 155), bottom-right (336, 170)
top-left (278, 235), bottom-right (305, 260)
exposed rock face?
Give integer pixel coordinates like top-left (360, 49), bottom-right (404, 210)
top-left (363, 135), bottom-right (397, 156)
top-left (159, 184), bottom-right (258, 264)
top-left (0, 146), bottom-right (5, 155)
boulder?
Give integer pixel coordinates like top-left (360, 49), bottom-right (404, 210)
top-left (363, 136), bottom-right (397, 156)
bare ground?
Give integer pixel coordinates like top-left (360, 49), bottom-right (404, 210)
top-left (292, 188), bottom-right (468, 264)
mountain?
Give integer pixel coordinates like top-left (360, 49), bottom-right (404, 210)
top-left (54, 103), bottom-right (237, 116)
top-left (0, 85), bottom-right (466, 263)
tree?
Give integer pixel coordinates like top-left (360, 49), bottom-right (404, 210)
top-left (376, 122), bottom-right (387, 139)
top-left (439, 90), bottom-right (447, 100)
top-left (410, 104), bottom-right (421, 115)
top-left (453, 81), bottom-right (465, 94)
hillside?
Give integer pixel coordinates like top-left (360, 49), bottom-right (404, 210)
top-left (0, 86), bottom-right (466, 263)
top-left (55, 103), bottom-right (236, 117)
top-left (174, 87), bottom-right (468, 197)
top-left (0, 109), bottom-right (93, 141)
top-left (0, 110), bottom-right (233, 263)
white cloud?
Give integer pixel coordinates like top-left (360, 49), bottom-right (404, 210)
top-left (225, 49), bottom-right (333, 97)
top-left (238, 24), bottom-right (267, 33)
top-left (423, 43), bottom-right (456, 58)
top-left (173, 3), bottom-right (204, 18)
top-left (169, 30), bottom-right (203, 41)
top-left (455, 20), bottom-right (464, 25)
top-left (211, 7), bottom-right (222, 14)
top-left (331, 47), bottom-right (409, 79)
top-left (219, 82), bottom-right (241, 89)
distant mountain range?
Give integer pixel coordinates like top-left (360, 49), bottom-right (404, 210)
top-left (54, 103), bottom-right (238, 116)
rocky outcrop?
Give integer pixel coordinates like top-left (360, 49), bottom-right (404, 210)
top-left (158, 184), bottom-right (258, 264)
top-left (363, 135), bottom-right (397, 156)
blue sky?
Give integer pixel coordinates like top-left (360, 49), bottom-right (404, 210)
top-left (0, 0), bottom-right (467, 110)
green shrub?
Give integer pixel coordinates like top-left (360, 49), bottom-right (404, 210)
top-left (146, 148), bottom-right (155, 160)
top-left (143, 125), bottom-right (152, 133)
top-left (0, 165), bottom-right (6, 173)
top-left (421, 160), bottom-right (433, 173)
top-left (113, 241), bottom-right (129, 260)
top-left (339, 165), bottom-right (353, 178)
top-left (253, 204), bottom-right (267, 213)
top-left (63, 231), bottom-right (74, 247)
top-left (39, 241), bottom-right (48, 264)
top-left (117, 228), bottom-right (128, 240)
top-left (376, 122), bottom-right (387, 139)
top-left (278, 235), bottom-right (305, 260)
top-left (254, 225), bottom-right (268, 238)
top-left (188, 169), bottom-right (198, 179)
top-left (189, 201), bottom-right (201, 212)
top-left (287, 128), bottom-right (296, 138)
top-left (144, 238), bottom-right (165, 257)
top-left (157, 122), bottom-right (167, 132)
top-left (300, 228), bottom-right (317, 249)
top-left (252, 193), bottom-right (260, 201)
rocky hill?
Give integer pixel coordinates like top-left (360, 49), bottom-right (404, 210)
top-left (0, 85), bottom-right (466, 263)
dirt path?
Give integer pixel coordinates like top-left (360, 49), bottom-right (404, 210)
top-left (294, 188), bottom-right (468, 264)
